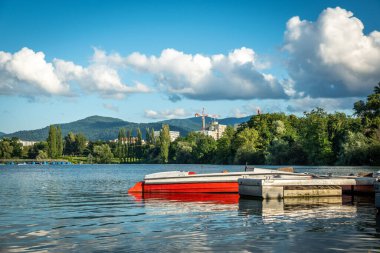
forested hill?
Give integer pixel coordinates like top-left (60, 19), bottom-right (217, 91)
top-left (0, 132), bottom-right (5, 138)
top-left (3, 115), bottom-right (252, 141)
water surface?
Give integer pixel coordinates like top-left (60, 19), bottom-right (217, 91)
top-left (0, 164), bottom-right (379, 252)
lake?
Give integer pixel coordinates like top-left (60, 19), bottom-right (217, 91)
top-left (1, 164), bottom-right (379, 252)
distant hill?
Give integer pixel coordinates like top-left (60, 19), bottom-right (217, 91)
top-left (219, 115), bottom-right (251, 125)
top-left (0, 132), bottom-right (5, 138)
top-left (3, 115), bottom-right (252, 141)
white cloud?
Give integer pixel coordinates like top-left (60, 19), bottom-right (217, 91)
top-left (125, 47), bottom-right (287, 100)
top-left (284, 7), bottom-right (380, 98)
top-left (286, 97), bottom-right (358, 113)
top-left (54, 56), bottom-right (151, 98)
top-left (230, 108), bottom-right (248, 118)
top-left (0, 47), bottom-right (151, 98)
top-left (0, 47), bottom-right (69, 96)
top-left (144, 108), bottom-right (190, 120)
top-left (103, 103), bottom-right (119, 112)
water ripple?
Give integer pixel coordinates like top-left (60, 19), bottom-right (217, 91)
top-left (1, 165), bottom-right (380, 252)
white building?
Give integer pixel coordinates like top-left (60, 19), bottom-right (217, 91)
top-left (197, 122), bottom-right (227, 140)
top-left (169, 131), bottom-right (180, 142)
top-left (18, 140), bottom-right (37, 146)
top-left (154, 130), bottom-right (180, 142)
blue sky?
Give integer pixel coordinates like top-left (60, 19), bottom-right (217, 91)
top-left (0, 0), bottom-right (379, 133)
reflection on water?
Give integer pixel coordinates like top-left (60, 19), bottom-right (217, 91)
top-left (238, 196), bottom-right (356, 221)
top-left (1, 165), bottom-right (379, 252)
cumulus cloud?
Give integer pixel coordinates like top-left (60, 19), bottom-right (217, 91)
top-left (0, 48), bottom-right (69, 96)
top-left (125, 47), bottom-right (287, 100)
top-left (286, 97), bottom-right (358, 113)
top-left (0, 47), bottom-right (151, 98)
top-left (144, 108), bottom-right (190, 120)
top-left (284, 7), bottom-right (380, 98)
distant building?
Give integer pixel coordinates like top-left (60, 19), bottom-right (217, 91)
top-left (197, 121), bottom-right (226, 140)
top-left (111, 137), bottom-right (145, 145)
top-left (18, 140), bottom-right (37, 147)
top-left (154, 130), bottom-right (180, 142)
top-left (169, 131), bottom-right (180, 142)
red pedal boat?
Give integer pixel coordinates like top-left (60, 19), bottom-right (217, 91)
top-left (128, 167), bottom-right (312, 194)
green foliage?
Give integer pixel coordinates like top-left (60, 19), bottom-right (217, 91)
top-left (301, 108), bottom-right (334, 165)
top-left (136, 128), bottom-right (143, 160)
top-left (10, 137), bottom-right (22, 158)
top-left (36, 150), bottom-right (48, 160)
top-left (75, 133), bottom-right (87, 155)
top-left (354, 82), bottom-right (380, 137)
top-left (93, 144), bottom-right (114, 163)
top-left (56, 126), bottom-right (63, 157)
top-left (47, 125), bottom-right (64, 158)
top-left (170, 132), bottom-right (216, 164)
top-left (63, 132), bottom-right (87, 156)
top-left (28, 141), bottom-right (48, 159)
top-left (0, 138), bottom-right (14, 159)
top-left (170, 140), bottom-right (194, 163)
top-left (150, 128), bottom-right (155, 145)
top-left (368, 143), bottom-right (380, 165)
top-left (64, 132), bottom-right (76, 155)
top-left (215, 126), bottom-right (235, 164)
top-left (117, 128), bottom-right (127, 163)
top-left (159, 125), bottom-right (170, 163)
top-left (338, 131), bottom-right (369, 165)
top-left (233, 127), bottom-right (263, 164)
top-left (47, 125), bottom-right (57, 158)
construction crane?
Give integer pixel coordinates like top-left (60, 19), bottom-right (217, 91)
top-left (195, 108), bottom-right (220, 130)
top-left (195, 108), bottom-right (208, 131)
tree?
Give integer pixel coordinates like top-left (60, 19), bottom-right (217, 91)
top-left (301, 108), bottom-right (334, 165)
top-left (47, 125), bottom-right (57, 158)
top-left (63, 132), bottom-right (87, 156)
top-left (354, 83), bottom-right (380, 137)
top-left (233, 127), bottom-right (261, 164)
top-left (74, 133), bottom-right (87, 155)
top-left (191, 133), bottom-right (217, 164)
top-left (56, 126), bottom-right (63, 157)
top-left (126, 129), bottom-right (132, 162)
top-left (93, 144), bottom-right (114, 163)
top-left (159, 124), bottom-right (170, 163)
top-left (64, 132), bottom-right (76, 155)
top-left (10, 137), bottom-right (22, 158)
top-left (136, 128), bottom-right (143, 161)
top-left (28, 141), bottom-right (48, 159)
top-left (338, 131), bottom-right (369, 165)
top-left (215, 126), bottom-right (235, 164)
top-left (170, 140), bottom-right (193, 163)
top-left (0, 138), bottom-right (13, 159)
top-left (117, 128), bottom-right (126, 163)
top-left (36, 150), bottom-right (48, 160)
top-left (145, 128), bottom-right (151, 144)
top-left (150, 128), bottom-right (155, 145)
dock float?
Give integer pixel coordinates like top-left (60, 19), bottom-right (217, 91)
top-left (238, 177), bottom-right (376, 199)
top-left (375, 179), bottom-right (380, 211)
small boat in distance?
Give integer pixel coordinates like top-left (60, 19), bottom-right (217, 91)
top-left (128, 167), bottom-right (313, 194)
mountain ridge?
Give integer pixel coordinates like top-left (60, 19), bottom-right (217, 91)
top-left (2, 115), bottom-right (252, 141)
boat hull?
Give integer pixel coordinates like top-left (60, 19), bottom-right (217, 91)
top-left (128, 169), bottom-right (313, 194)
top-left (143, 182), bottom-right (238, 193)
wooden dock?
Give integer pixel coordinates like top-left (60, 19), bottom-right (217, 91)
top-left (375, 179), bottom-right (380, 211)
top-left (238, 177), bottom-right (376, 199)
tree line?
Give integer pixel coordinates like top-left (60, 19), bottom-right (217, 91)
top-left (1, 84), bottom-right (379, 165)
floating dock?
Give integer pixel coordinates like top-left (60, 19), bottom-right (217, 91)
top-left (238, 177), bottom-right (376, 199)
top-left (375, 179), bottom-right (380, 211)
